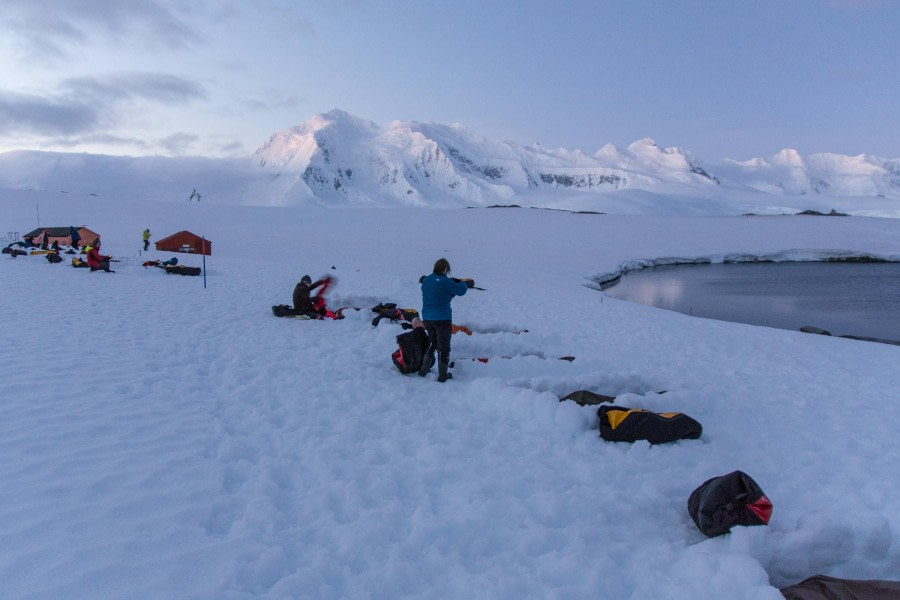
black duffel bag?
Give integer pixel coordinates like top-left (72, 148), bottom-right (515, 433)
top-left (392, 327), bottom-right (428, 374)
top-left (597, 405), bottom-right (702, 444)
top-left (687, 470), bottom-right (772, 537)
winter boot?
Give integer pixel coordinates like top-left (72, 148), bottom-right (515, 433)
top-left (418, 352), bottom-right (435, 377)
top-left (437, 361), bottom-right (453, 383)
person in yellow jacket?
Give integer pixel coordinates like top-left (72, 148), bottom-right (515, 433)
top-left (142, 229), bottom-right (151, 251)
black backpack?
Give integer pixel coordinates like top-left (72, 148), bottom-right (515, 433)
top-left (372, 302), bottom-right (419, 327)
top-left (687, 470), bottom-right (772, 537)
top-left (392, 328), bottom-right (428, 374)
top-left (597, 405), bottom-right (702, 444)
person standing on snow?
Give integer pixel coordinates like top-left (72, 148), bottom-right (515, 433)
top-left (69, 226), bottom-right (81, 250)
top-left (142, 229), bottom-right (151, 251)
top-left (418, 258), bottom-right (468, 382)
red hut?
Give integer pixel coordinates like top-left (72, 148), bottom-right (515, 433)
top-left (155, 231), bottom-right (211, 255)
top-left (23, 226), bottom-right (100, 247)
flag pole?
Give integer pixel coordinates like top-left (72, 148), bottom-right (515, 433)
top-left (202, 236), bottom-right (207, 289)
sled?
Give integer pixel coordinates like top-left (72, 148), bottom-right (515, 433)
top-left (449, 354), bottom-right (574, 367)
top-left (780, 575), bottom-right (900, 600)
top-left (272, 305), bottom-right (312, 319)
top-left (559, 390), bottom-right (615, 406)
top-left (165, 265), bottom-right (201, 276)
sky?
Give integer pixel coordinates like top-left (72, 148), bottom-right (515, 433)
top-left (1, 0), bottom-right (898, 161)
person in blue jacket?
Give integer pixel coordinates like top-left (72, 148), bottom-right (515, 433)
top-left (418, 258), bottom-right (469, 382)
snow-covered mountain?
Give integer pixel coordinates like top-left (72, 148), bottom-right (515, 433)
top-left (714, 148), bottom-right (900, 198)
top-left (251, 109), bottom-right (722, 206)
top-left (1, 108), bottom-right (898, 214)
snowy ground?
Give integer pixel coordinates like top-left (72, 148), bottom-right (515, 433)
top-left (1, 191), bottom-right (899, 599)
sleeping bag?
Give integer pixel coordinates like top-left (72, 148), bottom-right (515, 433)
top-left (597, 405), bottom-right (702, 444)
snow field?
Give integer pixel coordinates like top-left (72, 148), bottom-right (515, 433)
top-left (1, 192), bottom-right (898, 598)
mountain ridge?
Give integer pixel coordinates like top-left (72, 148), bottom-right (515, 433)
top-left (1, 108), bottom-right (898, 214)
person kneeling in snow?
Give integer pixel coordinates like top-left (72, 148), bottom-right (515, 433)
top-left (418, 258), bottom-right (468, 382)
top-left (86, 242), bottom-right (114, 273)
top-left (292, 275), bottom-right (341, 319)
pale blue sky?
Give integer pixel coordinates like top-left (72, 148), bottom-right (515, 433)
top-left (1, 0), bottom-right (897, 160)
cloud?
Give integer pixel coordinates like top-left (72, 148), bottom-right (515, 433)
top-left (237, 92), bottom-right (303, 114)
top-left (60, 72), bottom-right (208, 105)
top-left (0, 92), bottom-right (100, 136)
top-left (249, 0), bottom-right (315, 36)
top-left (159, 132), bottom-right (200, 154)
top-left (2, 0), bottom-right (200, 62)
top-left (217, 139), bottom-right (246, 155)
top-left (43, 132), bottom-right (154, 153)
top-left (0, 72), bottom-right (206, 142)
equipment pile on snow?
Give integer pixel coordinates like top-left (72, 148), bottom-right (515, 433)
top-left (687, 470), bottom-right (772, 537)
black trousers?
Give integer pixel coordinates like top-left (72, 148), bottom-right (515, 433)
top-left (423, 320), bottom-right (452, 365)
top-left (143, 240), bottom-right (149, 250)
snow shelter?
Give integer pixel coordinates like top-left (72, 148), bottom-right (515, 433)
top-left (23, 226), bottom-right (100, 246)
top-left (155, 231), bottom-right (211, 255)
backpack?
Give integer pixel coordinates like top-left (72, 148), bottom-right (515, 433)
top-left (46, 252), bottom-right (63, 264)
top-left (687, 470), bottom-right (772, 537)
top-left (597, 405), bottom-right (702, 444)
top-left (392, 328), bottom-right (428, 374)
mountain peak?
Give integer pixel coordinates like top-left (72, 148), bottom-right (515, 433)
top-left (299, 109), bottom-right (380, 136)
top-left (771, 148), bottom-right (804, 166)
top-left (627, 138), bottom-right (659, 152)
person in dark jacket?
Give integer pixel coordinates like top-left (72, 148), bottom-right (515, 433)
top-left (293, 275), bottom-right (331, 317)
top-left (69, 226), bottom-right (81, 249)
top-left (418, 258), bottom-right (468, 382)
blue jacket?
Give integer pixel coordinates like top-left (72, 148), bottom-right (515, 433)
top-left (421, 273), bottom-right (468, 321)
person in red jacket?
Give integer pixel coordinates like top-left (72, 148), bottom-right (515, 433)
top-left (86, 242), bottom-right (114, 273)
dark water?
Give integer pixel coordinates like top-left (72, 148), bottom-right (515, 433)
top-left (602, 262), bottom-right (900, 341)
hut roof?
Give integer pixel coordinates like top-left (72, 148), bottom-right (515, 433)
top-left (23, 226), bottom-right (87, 238)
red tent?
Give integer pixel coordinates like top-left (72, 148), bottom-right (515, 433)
top-left (154, 231), bottom-right (211, 255)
